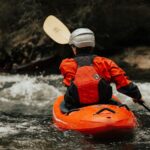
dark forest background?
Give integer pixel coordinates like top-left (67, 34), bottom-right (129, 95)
top-left (0, 0), bottom-right (150, 80)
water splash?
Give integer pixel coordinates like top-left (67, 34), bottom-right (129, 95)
top-left (0, 74), bottom-right (149, 149)
top-left (0, 75), bottom-right (62, 114)
top-left (111, 82), bottom-right (150, 111)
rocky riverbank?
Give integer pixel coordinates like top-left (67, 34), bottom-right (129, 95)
top-left (7, 46), bottom-right (150, 82)
top-left (110, 47), bottom-right (150, 81)
top-left (0, 0), bottom-right (150, 80)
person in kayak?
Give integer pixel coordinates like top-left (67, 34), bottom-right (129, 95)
top-left (59, 28), bottom-right (144, 109)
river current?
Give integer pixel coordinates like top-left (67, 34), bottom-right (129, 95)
top-left (0, 74), bottom-right (149, 150)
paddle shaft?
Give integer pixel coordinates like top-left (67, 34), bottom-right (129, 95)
top-left (140, 103), bottom-right (150, 112)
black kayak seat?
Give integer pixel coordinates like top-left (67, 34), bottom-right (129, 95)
top-left (60, 100), bottom-right (80, 115)
top-left (60, 100), bottom-right (69, 113)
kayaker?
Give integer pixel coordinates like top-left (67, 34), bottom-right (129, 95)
top-left (59, 28), bottom-right (144, 109)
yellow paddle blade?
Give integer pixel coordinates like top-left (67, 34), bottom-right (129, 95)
top-left (43, 15), bottom-right (71, 44)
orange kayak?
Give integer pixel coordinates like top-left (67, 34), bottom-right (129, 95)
top-left (52, 95), bottom-right (138, 137)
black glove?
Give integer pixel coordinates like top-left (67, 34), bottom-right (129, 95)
top-left (133, 98), bottom-right (144, 104)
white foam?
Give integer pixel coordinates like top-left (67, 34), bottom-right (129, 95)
top-left (0, 126), bottom-right (18, 137)
top-left (0, 74), bottom-right (28, 82)
top-left (0, 74), bottom-right (62, 107)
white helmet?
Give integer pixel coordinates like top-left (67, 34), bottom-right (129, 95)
top-left (69, 28), bottom-right (95, 48)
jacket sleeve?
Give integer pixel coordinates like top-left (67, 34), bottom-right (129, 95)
top-left (59, 58), bottom-right (77, 86)
top-left (108, 59), bottom-right (142, 99)
top-left (118, 82), bottom-right (142, 99)
top-left (107, 59), bottom-right (131, 89)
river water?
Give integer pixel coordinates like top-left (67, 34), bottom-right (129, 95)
top-left (0, 74), bottom-right (149, 150)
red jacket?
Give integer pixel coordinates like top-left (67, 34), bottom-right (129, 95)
top-left (59, 56), bottom-right (131, 90)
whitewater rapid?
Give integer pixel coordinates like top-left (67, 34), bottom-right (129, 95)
top-left (0, 74), bottom-right (149, 149)
top-left (0, 74), bottom-right (149, 110)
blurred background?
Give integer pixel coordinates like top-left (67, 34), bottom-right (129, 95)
top-left (0, 0), bottom-right (149, 80)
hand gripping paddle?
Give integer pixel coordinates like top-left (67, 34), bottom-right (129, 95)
top-left (43, 15), bottom-right (71, 44)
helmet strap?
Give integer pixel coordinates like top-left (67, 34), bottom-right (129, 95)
top-left (71, 47), bottom-right (77, 55)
